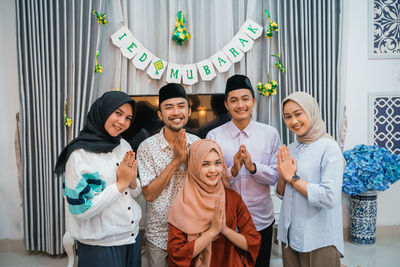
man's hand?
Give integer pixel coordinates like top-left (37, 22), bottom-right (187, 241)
top-left (231, 148), bottom-right (244, 177)
top-left (172, 129), bottom-right (187, 166)
top-left (240, 145), bottom-right (255, 173)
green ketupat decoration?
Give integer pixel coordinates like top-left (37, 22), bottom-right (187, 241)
top-left (272, 53), bottom-right (285, 72)
top-left (171, 11), bottom-right (191, 45)
top-left (153, 60), bottom-right (164, 75)
top-left (257, 10), bottom-right (284, 98)
top-left (64, 100), bottom-right (72, 127)
top-left (94, 50), bottom-right (103, 74)
top-left (93, 10), bottom-right (108, 25)
top-left (257, 80), bottom-right (278, 96)
top-left (264, 10), bottom-right (278, 38)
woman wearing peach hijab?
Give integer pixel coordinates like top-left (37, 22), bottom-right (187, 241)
top-left (167, 139), bottom-right (260, 267)
top-left (276, 92), bottom-right (344, 267)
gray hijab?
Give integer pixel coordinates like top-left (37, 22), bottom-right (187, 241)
top-left (282, 91), bottom-right (334, 144)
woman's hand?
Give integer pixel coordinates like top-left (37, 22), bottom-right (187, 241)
top-left (192, 196), bottom-right (224, 258)
top-left (277, 145), bottom-right (297, 182)
top-left (209, 196), bottom-right (223, 237)
top-left (221, 205), bottom-right (228, 236)
top-left (129, 159), bottom-right (138, 190)
top-left (116, 151), bottom-right (137, 192)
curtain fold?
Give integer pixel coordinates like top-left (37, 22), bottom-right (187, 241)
top-left (273, 0), bottom-right (342, 144)
top-left (16, 0), bottom-right (101, 254)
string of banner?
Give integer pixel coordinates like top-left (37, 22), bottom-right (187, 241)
top-left (110, 18), bottom-right (263, 86)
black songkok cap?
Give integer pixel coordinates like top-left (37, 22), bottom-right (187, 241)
top-left (224, 74), bottom-right (255, 99)
top-left (159, 83), bottom-right (189, 107)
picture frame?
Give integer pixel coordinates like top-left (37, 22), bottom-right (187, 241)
top-left (368, 0), bottom-right (400, 59)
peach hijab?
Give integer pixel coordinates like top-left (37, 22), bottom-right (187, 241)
top-left (168, 139), bottom-right (228, 267)
top-left (282, 91), bottom-right (334, 144)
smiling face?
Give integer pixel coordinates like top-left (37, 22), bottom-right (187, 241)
top-left (283, 100), bottom-right (311, 137)
top-left (158, 97), bottom-right (191, 132)
top-left (104, 103), bottom-right (133, 137)
top-left (199, 149), bottom-right (224, 188)
top-left (224, 89), bottom-right (256, 124)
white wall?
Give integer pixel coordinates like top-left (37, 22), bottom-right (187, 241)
top-left (0, 0), bottom-right (24, 239)
top-left (341, 0), bottom-right (400, 226)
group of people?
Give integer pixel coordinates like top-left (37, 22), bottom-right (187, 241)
top-left (55, 74), bottom-right (344, 267)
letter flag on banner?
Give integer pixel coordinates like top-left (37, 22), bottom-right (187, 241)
top-left (223, 42), bottom-right (244, 63)
top-left (120, 36), bottom-right (142, 59)
top-left (182, 64), bottom-right (198, 85)
top-left (111, 26), bottom-right (133, 47)
top-left (196, 59), bottom-right (216, 81)
top-left (241, 19), bottom-right (263, 40)
top-left (131, 48), bottom-right (153, 70)
top-left (147, 57), bottom-right (168, 79)
top-left (232, 31), bottom-right (254, 53)
top-left (211, 51), bottom-right (232, 73)
top-left (165, 64), bottom-right (183, 83)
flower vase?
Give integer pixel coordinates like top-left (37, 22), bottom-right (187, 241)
top-left (350, 190), bottom-right (377, 245)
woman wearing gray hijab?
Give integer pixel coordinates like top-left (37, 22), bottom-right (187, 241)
top-left (276, 92), bottom-right (344, 267)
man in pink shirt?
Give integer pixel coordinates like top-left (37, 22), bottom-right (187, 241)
top-left (207, 74), bottom-right (280, 267)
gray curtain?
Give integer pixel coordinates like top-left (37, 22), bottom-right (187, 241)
top-left (16, 0), bottom-right (103, 254)
top-left (261, 0), bottom-right (343, 144)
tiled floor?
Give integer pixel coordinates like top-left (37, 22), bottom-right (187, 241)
top-left (1, 237), bottom-right (399, 267)
top-left (341, 235), bottom-right (400, 267)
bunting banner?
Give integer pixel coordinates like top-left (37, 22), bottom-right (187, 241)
top-left (111, 19), bottom-right (263, 85)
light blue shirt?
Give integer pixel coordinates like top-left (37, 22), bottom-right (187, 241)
top-left (207, 120), bottom-right (280, 231)
top-left (276, 137), bottom-right (344, 256)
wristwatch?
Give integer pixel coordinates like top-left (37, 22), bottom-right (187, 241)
top-left (289, 174), bottom-right (300, 187)
top-left (249, 162), bottom-right (257, 174)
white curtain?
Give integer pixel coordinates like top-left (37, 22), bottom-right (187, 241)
top-left (95, 0), bottom-right (279, 123)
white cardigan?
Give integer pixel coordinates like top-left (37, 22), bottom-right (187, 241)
top-left (63, 139), bottom-right (142, 246)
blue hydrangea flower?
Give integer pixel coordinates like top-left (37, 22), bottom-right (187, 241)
top-left (342, 144), bottom-right (400, 196)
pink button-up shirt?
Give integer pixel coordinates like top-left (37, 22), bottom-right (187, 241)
top-left (207, 120), bottom-right (280, 231)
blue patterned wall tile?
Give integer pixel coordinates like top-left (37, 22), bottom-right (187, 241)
top-left (373, 96), bottom-right (400, 154)
top-left (371, 0), bottom-right (400, 56)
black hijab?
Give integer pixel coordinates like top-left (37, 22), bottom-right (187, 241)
top-left (54, 91), bottom-right (136, 175)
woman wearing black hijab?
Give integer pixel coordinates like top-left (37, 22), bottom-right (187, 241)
top-left (55, 91), bottom-right (142, 267)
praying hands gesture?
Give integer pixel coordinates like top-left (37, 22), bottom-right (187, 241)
top-left (193, 195), bottom-right (249, 258)
top-left (172, 129), bottom-right (188, 167)
top-left (116, 150), bottom-right (138, 192)
top-left (209, 197), bottom-right (224, 236)
top-left (218, 196), bottom-right (249, 252)
top-left (277, 145), bottom-right (297, 182)
top-left (193, 196), bottom-right (223, 257)
top-left (276, 145), bottom-right (309, 197)
top-left (142, 129), bottom-right (188, 202)
top-left (231, 144), bottom-right (255, 177)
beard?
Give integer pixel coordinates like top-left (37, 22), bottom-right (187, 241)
top-left (164, 123), bottom-right (183, 132)
top-left (164, 115), bottom-right (187, 132)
